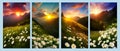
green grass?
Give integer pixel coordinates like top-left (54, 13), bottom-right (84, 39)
top-left (90, 31), bottom-right (100, 40)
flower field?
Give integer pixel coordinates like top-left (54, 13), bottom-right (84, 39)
top-left (90, 23), bottom-right (117, 48)
top-left (62, 18), bottom-right (88, 48)
top-left (32, 21), bottom-right (59, 48)
top-left (3, 24), bottom-right (30, 48)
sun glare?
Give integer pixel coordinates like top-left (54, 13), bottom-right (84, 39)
top-left (15, 11), bottom-right (25, 17)
top-left (91, 7), bottom-right (102, 15)
top-left (16, 12), bottom-right (20, 17)
top-left (44, 12), bottom-right (57, 20)
top-left (46, 14), bottom-right (52, 19)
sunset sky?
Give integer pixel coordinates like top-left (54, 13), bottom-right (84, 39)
top-left (3, 3), bottom-right (30, 17)
top-left (62, 3), bottom-right (88, 18)
top-left (32, 3), bottom-right (58, 14)
top-left (90, 3), bottom-right (117, 15)
top-left (32, 3), bottom-right (59, 22)
top-left (3, 3), bottom-right (30, 27)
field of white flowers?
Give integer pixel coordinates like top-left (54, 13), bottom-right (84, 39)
top-left (3, 24), bottom-right (30, 48)
top-left (32, 21), bottom-right (59, 48)
top-left (62, 20), bottom-right (88, 48)
top-left (62, 35), bottom-right (86, 48)
top-left (90, 23), bottom-right (117, 48)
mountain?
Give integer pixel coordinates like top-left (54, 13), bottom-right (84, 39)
top-left (3, 12), bottom-right (30, 27)
top-left (17, 13), bottom-right (30, 25)
top-left (77, 17), bottom-right (88, 28)
top-left (91, 6), bottom-right (117, 22)
top-left (90, 6), bottom-right (117, 30)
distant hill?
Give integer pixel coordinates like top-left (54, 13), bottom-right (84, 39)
top-left (77, 17), bottom-right (88, 28)
top-left (33, 17), bottom-right (59, 38)
top-left (18, 13), bottom-right (30, 25)
top-left (91, 6), bottom-right (117, 23)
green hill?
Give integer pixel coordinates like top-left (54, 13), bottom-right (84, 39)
top-left (62, 18), bottom-right (88, 48)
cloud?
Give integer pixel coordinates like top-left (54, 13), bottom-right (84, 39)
top-left (3, 9), bottom-right (13, 16)
top-left (63, 9), bottom-right (86, 18)
top-left (90, 3), bottom-right (104, 9)
top-left (90, 3), bottom-right (116, 11)
top-left (71, 3), bottom-right (85, 9)
top-left (35, 3), bottom-right (42, 8)
top-left (32, 3), bottom-right (42, 13)
top-left (32, 7), bottom-right (37, 12)
top-left (3, 3), bottom-right (30, 16)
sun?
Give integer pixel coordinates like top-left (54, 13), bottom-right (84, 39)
top-left (15, 11), bottom-right (25, 17)
top-left (15, 12), bottom-right (21, 17)
top-left (91, 7), bottom-right (102, 15)
top-left (45, 14), bottom-right (55, 20)
top-left (46, 15), bottom-right (52, 19)
top-left (44, 12), bottom-right (57, 20)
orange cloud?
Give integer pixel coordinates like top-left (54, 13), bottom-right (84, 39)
top-left (32, 7), bottom-right (37, 12)
top-left (3, 3), bottom-right (30, 16)
top-left (4, 8), bottom-right (29, 16)
top-left (72, 3), bottom-right (85, 9)
top-left (63, 9), bottom-right (86, 18)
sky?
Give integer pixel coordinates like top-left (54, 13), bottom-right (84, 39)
top-left (32, 2), bottom-right (59, 23)
top-left (90, 3), bottom-right (117, 15)
top-left (32, 3), bottom-right (59, 36)
top-left (62, 3), bottom-right (88, 18)
top-left (3, 3), bottom-right (30, 16)
top-left (3, 3), bottom-right (30, 27)
top-left (32, 3), bottom-right (59, 13)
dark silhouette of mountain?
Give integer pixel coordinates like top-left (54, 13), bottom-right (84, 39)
top-left (18, 13), bottom-right (30, 25)
top-left (77, 17), bottom-right (88, 28)
top-left (33, 16), bottom-right (59, 38)
top-left (3, 12), bottom-right (30, 28)
top-left (91, 6), bottom-right (117, 22)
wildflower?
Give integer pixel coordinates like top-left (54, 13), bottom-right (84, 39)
top-left (27, 36), bottom-right (30, 39)
top-left (38, 43), bottom-right (42, 48)
top-left (72, 38), bottom-right (76, 42)
top-left (63, 36), bottom-right (67, 39)
top-left (41, 41), bottom-right (46, 45)
top-left (90, 42), bottom-right (94, 46)
top-left (98, 37), bottom-right (101, 41)
top-left (44, 37), bottom-right (47, 41)
top-left (109, 42), bottom-right (115, 47)
top-left (102, 44), bottom-right (108, 48)
top-left (93, 40), bottom-right (96, 43)
top-left (53, 45), bottom-right (57, 48)
top-left (19, 38), bottom-right (22, 42)
top-left (93, 45), bottom-right (96, 47)
top-left (106, 40), bottom-right (109, 43)
top-left (81, 42), bottom-right (83, 44)
top-left (4, 44), bottom-right (7, 47)
top-left (68, 37), bottom-right (72, 40)
top-left (11, 41), bottom-right (14, 44)
top-left (65, 42), bottom-right (70, 47)
top-left (71, 44), bottom-right (76, 49)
